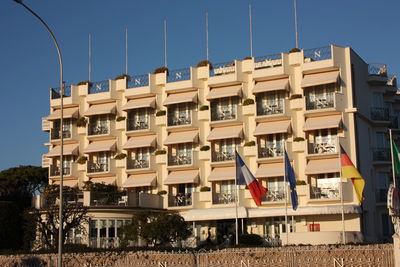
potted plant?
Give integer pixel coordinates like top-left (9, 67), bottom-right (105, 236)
top-left (243, 141), bottom-right (256, 156)
top-left (116, 116), bottom-right (126, 122)
top-left (77, 156), bottom-right (87, 165)
top-left (155, 110), bottom-right (166, 126)
top-left (155, 149), bottom-right (167, 164)
top-left (114, 153), bottom-right (126, 160)
top-left (242, 98), bottom-right (255, 115)
top-left (199, 145), bottom-right (210, 161)
top-left (76, 117), bottom-right (87, 127)
top-left (290, 95), bottom-right (304, 110)
top-left (292, 137), bottom-right (305, 152)
top-left (198, 105), bottom-right (210, 121)
top-left (199, 186), bottom-right (211, 202)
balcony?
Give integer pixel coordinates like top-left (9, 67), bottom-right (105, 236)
top-left (127, 74), bottom-right (149, 88)
top-left (262, 189), bottom-right (285, 203)
top-left (253, 53), bottom-right (285, 79)
top-left (88, 124), bottom-right (110, 136)
top-left (309, 178), bottom-right (340, 200)
top-left (305, 93), bottom-right (344, 115)
top-left (302, 46), bottom-right (336, 72)
top-left (51, 85), bottom-right (71, 99)
top-left (89, 191), bottom-right (125, 206)
top-left (168, 151), bottom-right (193, 167)
top-left (127, 118), bottom-right (149, 131)
top-left (367, 63), bottom-right (388, 84)
top-left (256, 99), bottom-right (291, 119)
top-left (167, 112), bottom-right (192, 127)
top-left (86, 80), bottom-right (116, 103)
top-left (212, 192), bottom-right (236, 205)
top-left (306, 96), bottom-right (334, 110)
top-left (50, 85), bottom-right (79, 107)
top-left (211, 151), bottom-right (235, 163)
top-left (49, 164), bottom-right (72, 177)
top-left (168, 193), bottom-right (192, 207)
top-left (370, 107), bottom-right (389, 122)
top-left (165, 68), bottom-right (197, 92)
top-left (208, 61), bottom-right (242, 86)
top-left (211, 106), bottom-right (237, 122)
top-left (88, 80), bottom-right (109, 94)
top-left (50, 129), bottom-right (72, 140)
top-left (258, 146), bottom-right (284, 159)
top-left (126, 158), bottom-right (150, 170)
top-left (307, 140), bottom-right (338, 156)
top-left (87, 161), bottom-right (110, 174)
top-left (372, 148), bottom-right (391, 162)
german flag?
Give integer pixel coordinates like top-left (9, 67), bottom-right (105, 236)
top-left (341, 146), bottom-right (364, 204)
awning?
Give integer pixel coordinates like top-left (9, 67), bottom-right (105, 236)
top-left (253, 78), bottom-right (289, 94)
top-left (163, 91), bottom-right (198, 106)
top-left (303, 115), bottom-right (342, 131)
top-left (164, 131), bottom-right (199, 145)
top-left (122, 97), bottom-right (156, 110)
top-left (182, 207), bottom-right (247, 221)
top-left (46, 107), bottom-right (79, 121)
top-left (84, 140), bottom-right (116, 153)
top-left (253, 120), bottom-right (291, 136)
top-left (164, 170), bottom-right (199, 185)
top-left (84, 103), bottom-right (116, 116)
top-left (305, 158), bottom-right (340, 175)
top-left (207, 125), bottom-right (243, 141)
top-left (206, 85), bottom-right (242, 100)
top-left (52, 179), bottom-right (78, 188)
top-left (208, 167), bottom-right (235, 181)
top-left (123, 135), bottom-right (157, 149)
top-left (255, 163), bottom-right (284, 178)
top-left (247, 205), bottom-right (361, 218)
top-left (46, 143), bottom-right (79, 157)
top-left (90, 177), bottom-right (116, 185)
top-left (123, 173), bottom-right (157, 188)
top-left (301, 71), bottom-right (340, 88)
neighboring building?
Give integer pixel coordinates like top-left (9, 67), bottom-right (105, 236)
top-left (40, 45), bottom-right (398, 247)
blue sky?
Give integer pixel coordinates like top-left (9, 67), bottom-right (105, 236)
top-left (0, 0), bottom-right (399, 171)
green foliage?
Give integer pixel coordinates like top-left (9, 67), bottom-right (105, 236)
top-left (199, 105), bottom-right (209, 111)
top-left (243, 56), bottom-right (253, 60)
top-left (200, 145), bottom-right (210, 151)
top-left (199, 186), bottom-right (210, 192)
top-left (154, 66), bottom-right (169, 75)
top-left (157, 190), bottom-right (167, 195)
top-left (42, 184), bottom-right (78, 204)
top-left (77, 156), bottom-right (87, 164)
top-left (156, 110), bottom-right (166, 116)
top-left (239, 234), bottom-right (263, 246)
top-left (82, 181), bottom-right (119, 193)
top-left (120, 211), bottom-right (192, 247)
top-left (76, 80), bottom-right (93, 86)
top-left (293, 137), bottom-right (305, 142)
top-left (155, 149), bottom-right (166, 156)
top-left (114, 153), bottom-right (127, 160)
top-left (196, 60), bottom-right (213, 70)
top-left (243, 98), bottom-right (255, 106)
top-left (289, 48), bottom-right (301, 53)
top-left (116, 116), bottom-right (126, 122)
top-left (76, 117), bottom-right (87, 127)
top-left (296, 180), bottom-right (307, 185)
top-left (114, 74), bottom-right (131, 80)
top-left (0, 201), bottom-right (21, 250)
top-left (244, 141), bottom-right (256, 147)
top-left (290, 94), bottom-right (302, 100)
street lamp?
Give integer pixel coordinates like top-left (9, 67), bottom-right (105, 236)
top-left (13, 1), bottom-right (65, 266)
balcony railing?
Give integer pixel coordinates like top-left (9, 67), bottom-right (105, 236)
top-left (51, 85), bottom-right (71, 99)
top-left (211, 106), bottom-right (237, 121)
top-left (310, 179), bottom-right (340, 200)
top-left (307, 140), bottom-right (337, 155)
top-left (168, 151), bottom-right (192, 166)
top-left (254, 54), bottom-right (282, 70)
top-left (90, 191), bottom-right (125, 206)
top-left (167, 68), bottom-right (191, 83)
top-left (368, 63), bottom-right (387, 77)
top-left (50, 165), bottom-right (71, 176)
top-left (371, 107), bottom-right (389, 121)
top-left (262, 189), bottom-right (285, 202)
top-left (127, 118), bottom-right (149, 131)
top-left (303, 46), bottom-right (332, 62)
top-left (168, 193), bottom-right (192, 207)
top-left (88, 124), bottom-right (109, 135)
top-left (258, 146), bottom-right (284, 158)
top-left (89, 237), bottom-right (120, 249)
top-left (256, 100), bottom-right (284, 116)
top-left (89, 80), bottom-right (109, 94)
top-left (127, 74), bottom-right (149, 88)
top-left (212, 151), bottom-right (235, 162)
top-left (306, 96), bottom-right (334, 110)
top-left (87, 161), bottom-right (109, 173)
top-left (372, 148), bottom-right (391, 162)
top-left (126, 158), bottom-right (149, 170)
top-left (210, 61), bottom-right (235, 76)
top-left (50, 129), bottom-right (71, 140)
top-left (212, 192), bottom-right (236, 204)
top-left (167, 112), bottom-right (191, 126)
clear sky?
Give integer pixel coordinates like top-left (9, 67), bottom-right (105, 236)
top-left (0, 0), bottom-right (399, 171)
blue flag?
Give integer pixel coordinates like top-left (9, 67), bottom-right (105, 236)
top-left (284, 148), bottom-right (298, 210)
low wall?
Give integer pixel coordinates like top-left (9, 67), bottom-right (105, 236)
top-left (0, 244), bottom-right (393, 267)
top-left (281, 231), bottom-right (363, 245)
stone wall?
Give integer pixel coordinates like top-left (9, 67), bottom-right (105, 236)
top-left (0, 244), bottom-right (393, 267)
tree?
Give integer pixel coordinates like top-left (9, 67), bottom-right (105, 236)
top-left (120, 211), bottom-right (192, 247)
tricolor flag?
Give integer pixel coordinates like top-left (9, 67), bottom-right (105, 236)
top-left (284, 148), bottom-right (298, 210)
top-left (392, 140), bottom-right (400, 175)
top-left (341, 146), bottom-right (365, 204)
top-left (236, 151), bottom-right (267, 206)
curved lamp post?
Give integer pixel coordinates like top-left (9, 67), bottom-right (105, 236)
top-left (13, 1), bottom-right (65, 266)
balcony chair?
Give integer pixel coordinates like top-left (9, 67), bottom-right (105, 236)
top-left (118, 195), bottom-right (128, 206)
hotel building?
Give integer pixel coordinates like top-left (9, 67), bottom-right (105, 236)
top-left (40, 45), bottom-right (398, 247)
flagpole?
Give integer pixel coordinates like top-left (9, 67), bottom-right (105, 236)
top-left (248, 4), bottom-right (253, 58)
top-left (390, 129), bottom-right (397, 188)
top-left (284, 141), bottom-right (289, 245)
top-left (339, 138), bottom-right (346, 244)
top-left (235, 151), bottom-right (239, 245)
top-left (125, 28), bottom-right (128, 74)
top-left (205, 12), bottom-right (209, 61)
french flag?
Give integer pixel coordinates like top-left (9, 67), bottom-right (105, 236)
top-left (236, 151), bottom-right (267, 206)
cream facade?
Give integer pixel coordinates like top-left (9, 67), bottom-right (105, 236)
top-left (41, 45), bottom-right (398, 247)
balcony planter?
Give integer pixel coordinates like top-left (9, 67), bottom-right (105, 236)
top-left (244, 189), bottom-right (253, 199)
top-left (241, 58), bottom-right (254, 73)
top-left (115, 117), bottom-right (126, 130)
top-left (198, 109), bottom-right (210, 121)
top-left (244, 145), bottom-right (256, 157)
top-left (288, 50), bottom-right (303, 66)
top-left (199, 191), bottom-right (211, 202)
top-left (199, 150), bottom-right (210, 161)
top-left (290, 97), bottom-right (303, 110)
top-left (154, 67), bottom-right (167, 85)
top-left (155, 154), bottom-right (166, 164)
top-left (292, 139), bottom-right (305, 153)
top-left (296, 184), bottom-right (308, 196)
top-left (242, 104), bottom-right (254, 116)
top-left (77, 162), bottom-right (86, 172)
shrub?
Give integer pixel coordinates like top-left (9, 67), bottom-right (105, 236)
top-left (289, 48), bottom-right (301, 53)
top-left (296, 180), bottom-right (307, 185)
top-left (243, 56), bottom-right (252, 60)
top-left (200, 145), bottom-right (210, 151)
top-left (200, 186), bottom-right (211, 192)
top-left (244, 141), bottom-right (256, 147)
top-left (239, 234), bottom-right (263, 246)
top-left (76, 80), bottom-right (93, 86)
top-left (157, 190), bottom-right (167, 195)
top-left (290, 94), bottom-right (302, 100)
top-left (76, 156), bottom-right (87, 165)
top-left (114, 74), bottom-right (131, 80)
top-left (116, 116), bottom-right (126, 122)
top-left (76, 117), bottom-right (87, 127)
top-left (196, 60), bottom-right (213, 70)
top-left (156, 110), bottom-right (166, 116)
top-left (155, 149), bottom-right (166, 156)
top-left (293, 137), bottom-right (305, 142)
top-left (199, 105), bottom-right (209, 111)
top-left (114, 153), bottom-right (126, 160)
top-left (154, 66), bottom-right (169, 75)
top-left (242, 98), bottom-right (255, 106)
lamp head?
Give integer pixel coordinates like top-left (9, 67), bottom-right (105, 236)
top-left (13, 0), bottom-right (23, 3)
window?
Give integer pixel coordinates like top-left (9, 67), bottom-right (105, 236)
top-left (127, 108), bottom-right (149, 131)
top-left (377, 172), bottom-right (389, 202)
top-left (258, 133), bottom-right (286, 158)
top-left (261, 177), bottom-right (285, 202)
top-left (212, 138), bottom-right (238, 162)
top-left (211, 97), bottom-right (238, 121)
top-left (88, 115), bottom-right (109, 135)
top-left (212, 180), bottom-right (236, 204)
top-left (308, 223), bottom-right (320, 232)
top-left (168, 183), bottom-right (194, 207)
top-left (168, 143), bottom-right (193, 166)
top-left (309, 128), bottom-right (337, 154)
top-left (167, 103), bottom-right (192, 126)
top-left (305, 84), bottom-right (335, 110)
top-left (308, 173), bottom-right (340, 199)
top-left (256, 91), bottom-right (285, 116)
top-left (127, 148), bottom-right (150, 169)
